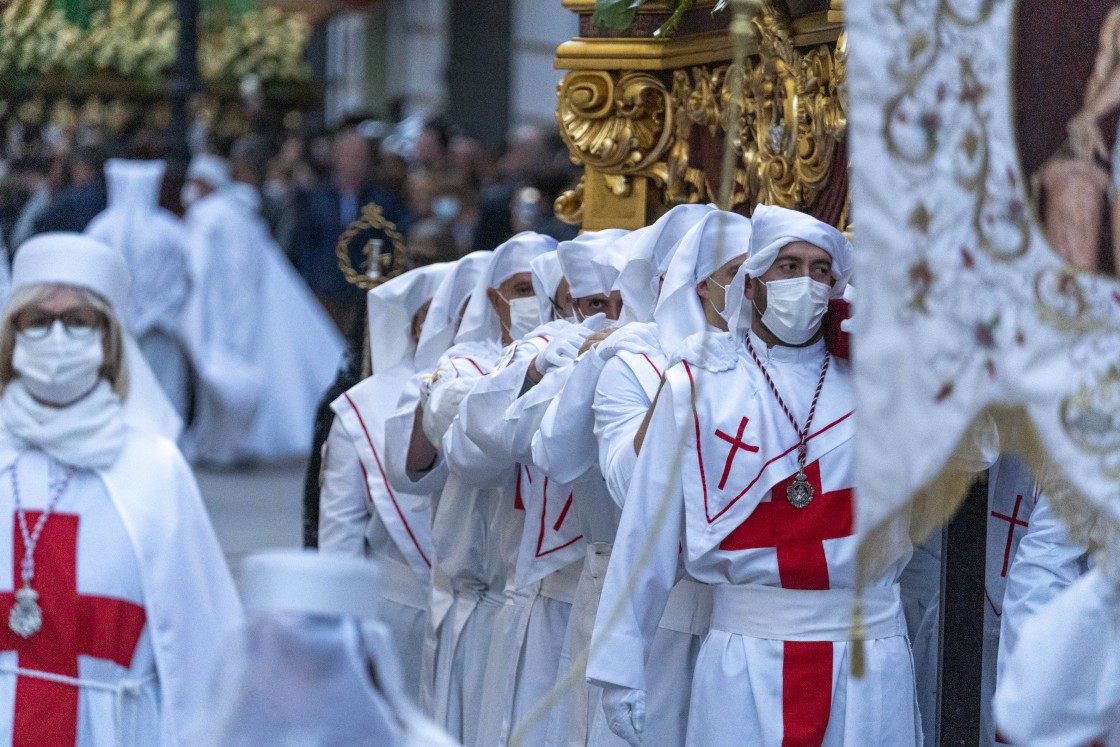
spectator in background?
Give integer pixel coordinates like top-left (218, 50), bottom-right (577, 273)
top-left (415, 116), bottom-right (452, 174)
top-left (33, 145), bottom-right (107, 233)
top-left (450, 134), bottom-right (497, 191)
top-left (294, 129), bottom-right (411, 333)
top-left (475, 123), bottom-right (551, 251)
top-left (405, 218), bottom-right (460, 270)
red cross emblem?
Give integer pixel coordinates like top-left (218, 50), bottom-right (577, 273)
top-left (714, 417), bottom-right (760, 490)
top-left (991, 494), bottom-right (1029, 578)
top-left (717, 460), bottom-right (854, 746)
top-left (0, 513), bottom-right (147, 747)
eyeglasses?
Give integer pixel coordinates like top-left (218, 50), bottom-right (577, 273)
top-left (13, 308), bottom-right (106, 340)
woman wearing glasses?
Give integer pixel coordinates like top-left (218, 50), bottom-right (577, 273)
top-left (0, 233), bottom-right (241, 747)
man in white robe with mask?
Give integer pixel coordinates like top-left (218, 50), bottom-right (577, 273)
top-left (86, 159), bottom-right (191, 418)
top-left (319, 263), bottom-right (450, 703)
top-left (535, 205), bottom-right (718, 747)
top-left (180, 144), bottom-right (344, 465)
top-left (589, 205), bottom-right (920, 747)
top-left (459, 230), bottom-right (627, 747)
top-left (399, 234), bottom-right (553, 744)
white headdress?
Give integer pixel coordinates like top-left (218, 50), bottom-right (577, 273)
top-left (367, 263), bottom-right (451, 375)
top-left (654, 210), bottom-right (752, 352)
top-left (530, 252), bottom-right (565, 322)
top-left (555, 228), bottom-right (629, 298)
top-left (414, 251), bottom-right (491, 370)
top-left (455, 231), bottom-right (555, 344)
top-left (616, 204), bottom-right (716, 323)
top-left (186, 153), bottom-right (231, 189)
top-left (13, 233), bottom-right (131, 313)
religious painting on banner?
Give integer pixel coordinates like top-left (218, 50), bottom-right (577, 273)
top-left (847, 0), bottom-right (1120, 579)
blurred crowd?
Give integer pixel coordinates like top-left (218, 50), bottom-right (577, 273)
top-left (0, 113), bottom-right (582, 333)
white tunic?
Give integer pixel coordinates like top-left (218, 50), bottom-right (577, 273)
top-left (588, 332), bottom-right (918, 747)
top-left (320, 369), bottom-right (435, 703)
top-left (181, 184), bottom-right (344, 464)
top-left (0, 432), bottom-right (241, 747)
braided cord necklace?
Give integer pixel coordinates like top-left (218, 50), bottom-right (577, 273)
top-left (9, 456), bottom-right (76, 638)
top-left (744, 334), bottom-right (830, 508)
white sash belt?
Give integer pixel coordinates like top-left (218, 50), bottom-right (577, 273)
top-left (0, 665), bottom-right (157, 747)
top-left (539, 560), bottom-right (582, 604)
top-left (710, 583), bottom-right (905, 642)
top-left (583, 543), bottom-right (712, 636)
top-left (659, 578), bottom-right (713, 636)
top-left (371, 553), bottom-right (427, 611)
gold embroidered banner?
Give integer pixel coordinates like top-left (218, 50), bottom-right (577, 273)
top-left (849, 0), bottom-right (1120, 571)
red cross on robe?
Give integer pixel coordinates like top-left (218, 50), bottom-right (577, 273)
top-left (717, 460), bottom-right (854, 747)
top-left (715, 417), bottom-right (760, 490)
top-left (991, 494), bottom-right (1030, 578)
top-left (0, 512), bottom-right (148, 747)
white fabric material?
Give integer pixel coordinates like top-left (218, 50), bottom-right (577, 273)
top-left (654, 211), bottom-right (751, 353)
top-left (415, 251), bottom-right (491, 371)
top-left (531, 252), bottom-right (566, 322)
top-left (616, 204), bottom-right (716, 324)
top-left (0, 426), bottom-right (242, 746)
top-left (209, 551), bottom-right (456, 747)
top-left (556, 229), bottom-right (629, 298)
top-left (0, 380), bottom-right (125, 469)
top-left (12, 233), bottom-right (130, 313)
top-left (588, 331), bottom-right (917, 746)
top-left (456, 232), bottom-right (555, 344)
top-left (186, 153), bottom-right (230, 189)
top-left (368, 263), bottom-right (450, 375)
top-left (181, 183), bottom-right (344, 464)
top-left (994, 568), bottom-right (1120, 747)
top-left (86, 160), bottom-right (190, 415)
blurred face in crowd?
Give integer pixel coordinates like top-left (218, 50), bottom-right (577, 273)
top-left (416, 125), bottom-right (448, 172)
top-left (333, 132), bottom-right (369, 190)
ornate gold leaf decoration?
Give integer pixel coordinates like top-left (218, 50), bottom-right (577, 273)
top-left (334, 202), bottom-right (407, 290)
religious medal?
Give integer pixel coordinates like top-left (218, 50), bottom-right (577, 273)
top-left (787, 469), bottom-right (814, 509)
top-left (9, 584), bottom-right (41, 638)
top-left (745, 336), bottom-right (831, 509)
top-left (8, 457), bottom-right (75, 638)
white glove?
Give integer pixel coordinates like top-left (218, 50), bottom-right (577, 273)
top-left (840, 283), bottom-right (855, 333)
top-left (601, 685), bottom-right (645, 747)
top-left (596, 322), bottom-right (662, 361)
top-left (535, 323), bottom-right (595, 376)
top-left (422, 377), bottom-right (475, 445)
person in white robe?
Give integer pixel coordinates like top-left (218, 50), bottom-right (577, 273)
top-left (207, 550), bottom-right (458, 747)
top-left (588, 205), bottom-right (920, 747)
top-left (536, 205), bottom-right (716, 747)
top-left (456, 229), bottom-right (627, 747)
top-left (994, 554), bottom-right (1120, 747)
top-left (0, 233), bottom-right (242, 747)
top-left (401, 234), bottom-right (554, 744)
top-left (318, 263), bottom-right (450, 703)
top-left (180, 148), bottom-right (345, 465)
top-left (85, 159), bottom-right (191, 417)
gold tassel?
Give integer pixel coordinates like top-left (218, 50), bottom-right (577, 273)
top-left (850, 599), bottom-right (865, 679)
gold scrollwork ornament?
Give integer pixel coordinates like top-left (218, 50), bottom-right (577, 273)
top-left (334, 202), bottom-right (408, 290)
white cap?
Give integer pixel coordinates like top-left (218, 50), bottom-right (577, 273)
top-left (655, 210), bottom-right (752, 352)
top-left (455, 231), bottom-right (555, 344)
top-left (186, 153), bottom-right (231, 189)
top-left (367, 263), bottom-right (451, 375)
top-left (556, 228), bottom-right (629, 298)
top-left (615, 204), bottom-right (716, 323)
top-left (12, 233), bottom-right (131, 314)
top-left (745, 204), bottom-right (852, 297)
top-left (241, 549), bottom-right (382, 619)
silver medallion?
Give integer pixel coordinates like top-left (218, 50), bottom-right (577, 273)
top-left (9, 584), bottom-right (41, 638)
top-left (786, 471), bottom-right (814, 509)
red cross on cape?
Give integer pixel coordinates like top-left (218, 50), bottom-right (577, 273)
top-left (0, 513), bottom-right (147, 747)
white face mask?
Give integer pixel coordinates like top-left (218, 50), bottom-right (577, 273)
top-left (757, 277), bottom-right (831, 345)
top-left (12, 321), bottom-right (105, 405)
top-left (504, 296), bottom-right (540, 340)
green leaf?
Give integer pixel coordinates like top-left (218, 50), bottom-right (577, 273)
top-left (592, 0), bottom-right (642, 30)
